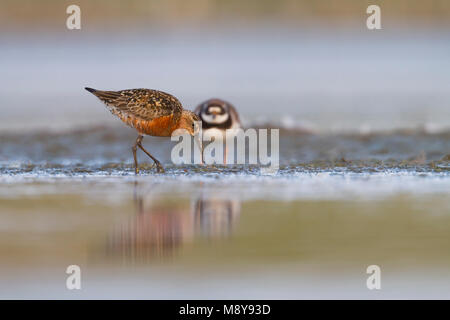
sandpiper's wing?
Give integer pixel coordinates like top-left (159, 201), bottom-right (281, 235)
top-left (85, 88), bottom-right (183, 121)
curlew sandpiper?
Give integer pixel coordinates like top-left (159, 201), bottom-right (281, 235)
top-left (85, 87), bottom-right (201, 174)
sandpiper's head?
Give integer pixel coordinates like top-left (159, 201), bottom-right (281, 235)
top-left (194, 99), bottom-right (241, 130)
top-left (178, 110), bottom-right (201, 136)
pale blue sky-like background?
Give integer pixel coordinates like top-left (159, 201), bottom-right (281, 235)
top-left (1, 1), bottom-right (449, 133)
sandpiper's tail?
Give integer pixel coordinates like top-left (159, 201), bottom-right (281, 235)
top-left (84, 87), bottom-right (123, 106)
top-left (85, 87), bottom-right (97, 93)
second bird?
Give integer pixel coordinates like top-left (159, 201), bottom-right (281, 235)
top-left (195, 98), bottom-right (242, 164)
top-left (195, 98), bottom-right (242, 137)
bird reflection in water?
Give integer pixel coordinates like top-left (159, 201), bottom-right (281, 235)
top-left (106, 182), bottom-right (241, 262)
top-left (193, 197), bottom-right (240, 239)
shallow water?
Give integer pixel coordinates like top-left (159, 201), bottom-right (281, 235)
top-left (1, 125), bottom-right (449, 165)
top-left (0, 125), bottom-right (449, 298)
top-left (0, 169), bottom-right (449, 299)
top-left (0, 131), bottom-right (449, 300)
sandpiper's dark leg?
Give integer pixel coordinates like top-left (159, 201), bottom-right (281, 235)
top-left (136, 135), bottom-right (165, 173)
top-left (132, 137), bottom-right (140, 174)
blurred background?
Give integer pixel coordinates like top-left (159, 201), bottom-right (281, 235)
top-left (1, 0), bottom-right (450, 133)
top-left (0, 0), bottom-right (450, 299)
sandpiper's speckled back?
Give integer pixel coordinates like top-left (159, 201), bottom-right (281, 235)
top-left (85, 87), bottom-right (187, 136)
top-left (85, 88), bottom-right (183, 122)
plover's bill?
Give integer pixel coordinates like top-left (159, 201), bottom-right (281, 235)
top-left (85, 87), bottom-right (202, 174)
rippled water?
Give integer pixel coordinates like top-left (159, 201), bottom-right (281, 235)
top-left (0, 126), bottom-right (448, 298)
top-left (1, 171), bottom-right (450, 299)
top-left (1, 125), bottom-right (449, 165)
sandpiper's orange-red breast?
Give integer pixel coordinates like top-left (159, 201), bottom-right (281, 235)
top-left (85, 87), bottom-right (201, 174)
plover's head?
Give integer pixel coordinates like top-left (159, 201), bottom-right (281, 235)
top-left (194, 99), bottom-right (241, 130)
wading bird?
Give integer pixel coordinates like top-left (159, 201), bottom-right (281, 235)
top-left (85, 87), bottom-right (201, 174)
